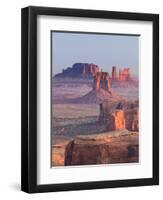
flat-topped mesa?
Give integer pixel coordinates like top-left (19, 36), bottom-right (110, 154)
top-left (93, 71), bottom-right (111, 91)
top-left (55, 63), bottom-right (99, 78)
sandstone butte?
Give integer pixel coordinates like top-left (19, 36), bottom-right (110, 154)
top-left (55, 63), bottom-right (99, 78)
top-left (54, 63), bottom-right (131, 81)
top-left (99, 99), bottom-right (139, 132)
top-left (100, 108), bottom-right (139, 132)
top-left (64, 130), bottom-right (139, 166)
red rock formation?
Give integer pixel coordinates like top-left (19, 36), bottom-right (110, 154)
top-left (114, 110), bottom-right (126, 130)
top-left (99, 102), bottom-right (139, 131)
top-left (83, 63), bottom-right (99, 76)
top-left (64, 131), bottom-right (139, 166)
top-left (52, 139), bottom-right (71, 166)
top-left (93, 72), bottom-right (111, 91)
top-left (106, 110), bottom-right (126, 131)
top-left (125, 109), bottom-right (139, 131)
top-left (112, 66), bottom-right (117, 80)
top-left (65, 139), bottom-right (110, 165)
top-left (91, 64), bottom-right (99, 75)
top-left (55, 63), bottom-right (99, 78)
top-left (119, 68), bottom-right (131, 81)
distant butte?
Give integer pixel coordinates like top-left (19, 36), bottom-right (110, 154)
top-left (55, 63), bottom-right (99, 78)
top-left (54, 63), bottom-right (132, 81)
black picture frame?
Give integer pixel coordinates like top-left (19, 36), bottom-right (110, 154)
top-left (21, 6), bottom-right (159, 193)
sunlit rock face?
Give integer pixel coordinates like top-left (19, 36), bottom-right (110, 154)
top-left (119, 68), bottom-right (131, 81)
top-left (64, 131), bottom-right (138, 166)
top-left (108, 110), bottom-right (126, 130)
top-left (93, 72), bottom-right (111, 91)
top-left (105, 109), bottom-right (139, 131)
top-left (99, 101), bottom-right (139, 132)
top-left (111, 66), bottom-right (131, 81)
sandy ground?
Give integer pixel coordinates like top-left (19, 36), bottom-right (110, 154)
top-left (52, 79), bottom-right (139, 102)
top-left (52, 104), bottom-right (99, 119)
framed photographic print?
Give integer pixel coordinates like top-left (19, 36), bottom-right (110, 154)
top-left (21, 6), bottom-right (159, 193)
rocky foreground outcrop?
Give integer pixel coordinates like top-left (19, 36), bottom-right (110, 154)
top-left (64, 130), bottom-right (138, 166)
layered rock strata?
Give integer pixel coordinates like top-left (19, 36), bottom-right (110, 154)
top-left (55, 63), bottom-right (99, 78)
top-left (99, 101), bottom-right (139, 131)
top-left (93, 72), bottom-right (111, 91)
top-left (64, 131), bottom-right (138, 166)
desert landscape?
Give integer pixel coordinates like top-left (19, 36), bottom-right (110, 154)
top-left (51, 63), bottom-right (139, 166)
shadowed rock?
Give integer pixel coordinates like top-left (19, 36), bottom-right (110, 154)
top-left (55, 63), bottom-right (99, 78)
top-left (64, 131), bottom-right (138, 166)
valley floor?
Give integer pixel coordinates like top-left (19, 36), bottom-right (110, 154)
top-left (51, 78), bottom-right (139, 167)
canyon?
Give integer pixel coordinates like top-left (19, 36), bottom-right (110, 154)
top-left (52, 62), bottom-right (139, 166)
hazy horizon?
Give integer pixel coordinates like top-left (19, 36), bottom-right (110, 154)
top-left (52, 31), bottom-right (139, 77)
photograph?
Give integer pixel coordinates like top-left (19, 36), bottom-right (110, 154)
top-left (21, 6), bottom-right (159, 193)
top-left (51, 31), bottom-right (139, 167)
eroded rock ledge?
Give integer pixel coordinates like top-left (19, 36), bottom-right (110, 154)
top-left (64, 130), bottom-right (139, 166)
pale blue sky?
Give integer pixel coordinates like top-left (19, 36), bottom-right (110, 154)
top-left (52, 31), bottom-right (139, 77)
